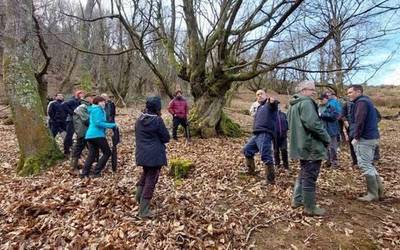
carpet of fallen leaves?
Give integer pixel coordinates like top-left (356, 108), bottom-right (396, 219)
top-left (0, 104), bottom-right (400, 249)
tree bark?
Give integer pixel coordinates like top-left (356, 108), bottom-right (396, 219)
top-left (3, 0), bottom-right (63, 176)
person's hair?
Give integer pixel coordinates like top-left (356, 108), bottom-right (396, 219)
top-left (92, 96), bottom-right (106, 104)
top-left (295, 80), bottom-right (315, 93)
top-left (101, 93), bottom-right (108, 97)
top-left (256, 89), bottom-right (266, 95)
top-left (349, 84), bottom-right (363, 93)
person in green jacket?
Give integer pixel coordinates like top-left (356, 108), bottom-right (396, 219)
top-left (288, 81), bottom-right (331, 216)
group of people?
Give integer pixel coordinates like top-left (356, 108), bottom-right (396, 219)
top-left (47, 82), bottom-right (383, 219)
top-left (243, 81), bottom-right (384, 216)
top-left (47, 91), bottom-right (118, 176)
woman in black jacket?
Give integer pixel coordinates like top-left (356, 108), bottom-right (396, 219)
top-left (135, 96), bottom-right (170, 218)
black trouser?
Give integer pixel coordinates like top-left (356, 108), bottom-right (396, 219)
top-left (273, 136), bottom-right (288, 168)
top-left (136, 166), bottom-right (161, 199)
top-left (172, 117), bottom-right (188, 139)
top-left (72, 137), bottom-right (86, 159)
top-left (49, 121), bottom-right (66, 138)
top-left (297, 160), bottom-right (321, 192)
top-left (82, 137), bottom-right (111, 176)
top-left (64, 121), bottom-right (74, 155)
top-left (374, 144), bottom-right (380, 161)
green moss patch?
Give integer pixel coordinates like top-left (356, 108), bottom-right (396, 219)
top-left (169, 158), bottom-right (194, 180)
top-left (217, 112), bottom-right (242, 137)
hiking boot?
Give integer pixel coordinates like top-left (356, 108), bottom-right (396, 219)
top-left (135, 186), bottom-right (143, 204)
top-left (291, 179), bottom-right (303, 208)
top-left (265, 164), bottom-right (275, 184)
top-left (241, 157), bottom-right (258, 176)
top-left (376, 175), bottom-right (384, 200)
top-left (357, 175), bottom-right (379, 202)
top-left (70, 157), bottom-right (79, 170)
top-left (303, 191), bottom-right (325, 216)
top-left (138, 197), bottom-right (154, 219)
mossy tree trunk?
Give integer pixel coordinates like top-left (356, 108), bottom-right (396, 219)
top-left (2, 0), bottom-right (63, 176)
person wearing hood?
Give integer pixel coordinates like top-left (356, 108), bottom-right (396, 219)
top-left (70, 93), bottom-right (95, 171)
top-left (80, 96), bottom-right (116, 178)
top-left (135, 96), bottom-right (170, 219)
top-left (242, 90), bottom-right (278, 184)
top-left (168, 90), bottom-right (189, 140)
top-left (288, 81), bottom-right (331, 216)
top-left (347, 85), bottom-right (384, 202)
top-left (63, 90), bottom-right (85, 156)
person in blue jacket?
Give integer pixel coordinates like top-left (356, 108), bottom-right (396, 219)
top-left (242, 91), bottom-right (278, 184)
top-left (80, 96), bottom-right (117, 178)
top-left (135, 96), bottom-right (170, 219)
top-left (318, 93), bottom-right (340, 168)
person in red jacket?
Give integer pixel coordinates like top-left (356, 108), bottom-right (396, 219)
top-left (168, 90), bottom-right (189, 140)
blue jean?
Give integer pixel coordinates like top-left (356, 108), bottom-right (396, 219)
top-left (243, 132), bottom-right (273, 165)
top-left (328, 136), bottom-right (338, 166)
top-left (354, 139), bottom-right (379, 176)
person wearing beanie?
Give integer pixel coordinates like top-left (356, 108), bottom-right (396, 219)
top-left (62, 90), bottom-right (85, 157)
top-left (167, 90), bottom-right (189, 140)
top-left (135, 96), bottom-right (170, 219)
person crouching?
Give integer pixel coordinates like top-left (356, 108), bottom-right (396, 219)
top-left (135, 96), bottom-right (170, 219)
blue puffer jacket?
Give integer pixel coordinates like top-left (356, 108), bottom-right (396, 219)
top-left (85, 105), bottom-right (116, 139)
top-left (253, 100), bottom-right (278, 135)
top-left (319, 103), bottom-right (339, 137)
top-left (135, 111), bottom-right (170, 167)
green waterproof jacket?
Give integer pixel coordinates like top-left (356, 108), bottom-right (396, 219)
top-left (287, 94), bottom-right (331, 160)
top-left (73, 101), bottom-right (90, 138)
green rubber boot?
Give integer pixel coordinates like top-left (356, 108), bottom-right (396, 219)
top-left (357, 175), bottom-right (379, 202)
top-left (291, 179), bottom-right (303, 208)
top-left (138, 197), bottom-right (154, 219)
top-left (135, 186), bottom-right (143, 204)
top-left (376, 176), bottom-right (384, 200)
top-left (303, 191), bottom-right (326, 216)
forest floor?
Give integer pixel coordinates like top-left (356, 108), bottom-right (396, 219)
top-left (0, 92), bottom-right (400, 249)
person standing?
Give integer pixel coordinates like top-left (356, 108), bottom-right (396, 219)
top-left (318, 93), bottom-right (340, 168)
top-left (63, 90), bottom-right (85, 157)
top-left (80, 96), bottom-right (116, 178)
top-left (342, 100), bottom-right (358, 166)
top-left (273, 103), bottom-right (289, 170)
top-left (135, 96), bottom-right (170, 219)
top-left (168, 90), bottom-right (189, 140)
top-left (242, 91), bottom-right (278, 184)
top-left (249, 89), bottom-right (267, 117)
top-left (101, 93), bottom-right (116, 122)
top-left (288, 81), bottom-right (331, 216)
top-left (347, 85), bottom-right (384, 202)
top-left (70, 93), bottom-right (94, 171)
top-left (47, 93), bottom-right (67, 138)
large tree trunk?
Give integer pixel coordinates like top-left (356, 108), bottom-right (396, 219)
top-left (3, 0), bottom-right (63, 176)
top-left (190, 79), bottom-right (241, 138)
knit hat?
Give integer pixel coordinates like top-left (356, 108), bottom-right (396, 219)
top-left (146, 96), bottom-right (162, 113)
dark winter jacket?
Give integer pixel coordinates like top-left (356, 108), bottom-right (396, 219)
top-left (48, 99), bottom-right (67, 123)
top-left (63, 97), bottom-right (81, 122)
top-left (319, 103), bottom-right (340, 137)
top-left (275, 111), bottom-right (288, 138)
top-left (105, 100), bottom-right (116, 122)
top-left (350, 95), bottom-right (379, 140)
top-left (253, 100), bottom-right (278, 135)
top-left (168, 97), bottom-right (189, 118)
top-left (287, 94), bottom-right (330, 160)
top-left (135, 112), bottom-right (170, 167)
